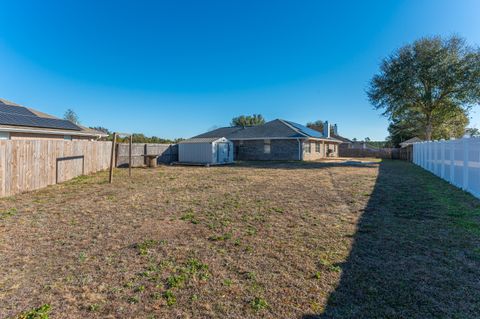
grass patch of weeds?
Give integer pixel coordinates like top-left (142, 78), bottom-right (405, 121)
top-left (167, 274), bottom-right (187, 289)
top-left (14, 304), bottom-right (51, 319)
top-left (68, 175), bottom-right (91, 185)
top-left (163, 290), bottom-right (176, 306)
top-left (270, 207), bottom-right (284, 214)
top-left (246, 272), bottom-right (256, 280)
top-left (180, 211), bottom-right (199, 224)
top-left (151, 292), bottom-right (162, 300)
top-left (209, 232), bottom-right (232, 241)
top-left (251, 297), bottom-right (268, 311)
top-left (246, 226), bottom-right (257, 236)
top-left (0, 208), bottom-right (17, 220)
top-left (136, 239), bottom-right (158, 255)
top-left (88, 304), bottom-right (100, 312)
top-left (127, 296), bottom-right (140, 304)
top-left (223, 279), bottom-right (233, 287)
top-left (135, 285), bottom-right (145, 293)
top-left (78, 252), bottom-right (87, 263)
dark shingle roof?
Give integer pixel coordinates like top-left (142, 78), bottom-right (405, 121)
top-left (194, 127), bottom-right (243, 138)
top-left (192, 119), bottom-right (342, 142)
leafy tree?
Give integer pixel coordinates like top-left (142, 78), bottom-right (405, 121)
top-left (306, 120), bottom-right (335, 135)
top-left (466, 127), bottom-right (480, 137)
top-left (367, 35), bottom-right (480, 140)
top-left (364, 137), bottom-right (371, 142)
top-left (231, 114), bottom-right (265, 127)
top-left (89, 126), bottom-right (111, 135)
top-left (63, 109), bottom-right (80, 124)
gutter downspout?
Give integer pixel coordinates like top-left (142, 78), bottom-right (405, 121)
top-left (297, 138), bottom-right (302, 161)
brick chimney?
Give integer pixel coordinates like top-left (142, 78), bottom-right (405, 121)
top-left (323, 121), bottom-right (331, 138)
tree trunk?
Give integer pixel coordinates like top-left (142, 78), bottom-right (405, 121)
top-left (425, 120), bottom-right (433, 141)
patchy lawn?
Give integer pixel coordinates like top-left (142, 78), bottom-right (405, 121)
top-left (0, 160), bottom-right (479, 318)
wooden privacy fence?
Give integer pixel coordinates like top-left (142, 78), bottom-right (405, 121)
top-left (116, 143), bottom-right (178, 167)
top-left (413, 137), bottom-right (480, 198)
top-left (339, 145), bottom-right (413, 161)
top-left (339, 147), bottom-right (400, 159)
top-left (0, 140), bottom-right (112, 197)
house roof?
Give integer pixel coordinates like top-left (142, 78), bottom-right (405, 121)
top-left (0, 98), bottom-right (107, 137)
top-left (331, 134), bottom-right (352, 143)
top-left (193, 119), bottom-right (342, 142)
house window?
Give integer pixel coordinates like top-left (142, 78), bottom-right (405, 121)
top-left (64, 135), bottom-right (72, 141)
top-left (0, 132), bottom-right (10, 140)
top-left (264, 139), bottom-right (271, 154)
top-left (316, 142), bottom-right (320, 153)
top-left (305, 141), bottom-right (311, 153)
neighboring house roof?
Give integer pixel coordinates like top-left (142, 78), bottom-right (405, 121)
top-left (399, 137), bottom-right (422, 147)
top-left (0, 98), bottom-right (108, 138)
top-left (193, 119), bottom-right (342, 142)
top-left (331, 134), bottom-right (352, 143)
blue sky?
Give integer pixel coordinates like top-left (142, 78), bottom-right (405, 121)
top-left (0, 0), bottom-right (479, 140)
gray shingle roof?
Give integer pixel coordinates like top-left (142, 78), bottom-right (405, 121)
top-left (192, 119), bottom-right (342, 142)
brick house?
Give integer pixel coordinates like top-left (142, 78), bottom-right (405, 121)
top-left (0, 98), bottom-right (107, 140)
top-left (193, 119), bottom-right (342, 161)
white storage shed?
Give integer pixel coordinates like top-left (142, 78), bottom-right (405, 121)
top-left (178, 137), bottom-right (234, 165)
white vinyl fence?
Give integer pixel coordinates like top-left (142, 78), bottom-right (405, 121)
top-left (413, 137), bottom-right (480, 198)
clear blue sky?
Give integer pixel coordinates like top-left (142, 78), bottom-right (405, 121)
top-left (0, 0), bottom-right (479, 140)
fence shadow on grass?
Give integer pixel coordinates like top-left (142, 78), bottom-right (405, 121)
top-left (302, 160), bottom-right (480, 318)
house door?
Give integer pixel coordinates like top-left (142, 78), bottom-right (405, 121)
top-left (216, 143), bottom-right (230, 163)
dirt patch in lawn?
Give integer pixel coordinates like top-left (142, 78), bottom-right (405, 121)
top-left (1, 160), bottom-right (479, 318)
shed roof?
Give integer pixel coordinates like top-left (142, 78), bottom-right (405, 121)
top-left (178, 137), bottom-right (227, 144)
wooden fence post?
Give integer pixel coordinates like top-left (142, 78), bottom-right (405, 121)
top-left (129, 135), bottom-right (132, 177)
top-left (109, 133), bottom-right (117, 183)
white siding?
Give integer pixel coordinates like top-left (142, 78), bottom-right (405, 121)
top-left (179, 143), bottom-right (214, 163)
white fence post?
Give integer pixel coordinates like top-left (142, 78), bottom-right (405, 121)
top-left (463, 138), bottom-right (469, 190)
top-left (441, 140), bottom-right (445, 179)
top-left (450, 140), bottom-right (455, 186)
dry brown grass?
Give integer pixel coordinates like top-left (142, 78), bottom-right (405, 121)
top-left (1, 160), bottom-right (479, 318)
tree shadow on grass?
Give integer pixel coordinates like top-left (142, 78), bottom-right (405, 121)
top-left (303, 160), bottom-right (480, 319)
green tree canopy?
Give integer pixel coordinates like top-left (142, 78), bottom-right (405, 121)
top-left (306, 120), bottom-right (335, 135)
top-left (231, 114), bottom-right (266, 127)
top-left (368, 35), bottom-right (480, 141)
top-left (63, 109), bottom-right (80, 124)
top-left (466, 127), bottom-right (480, 137)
